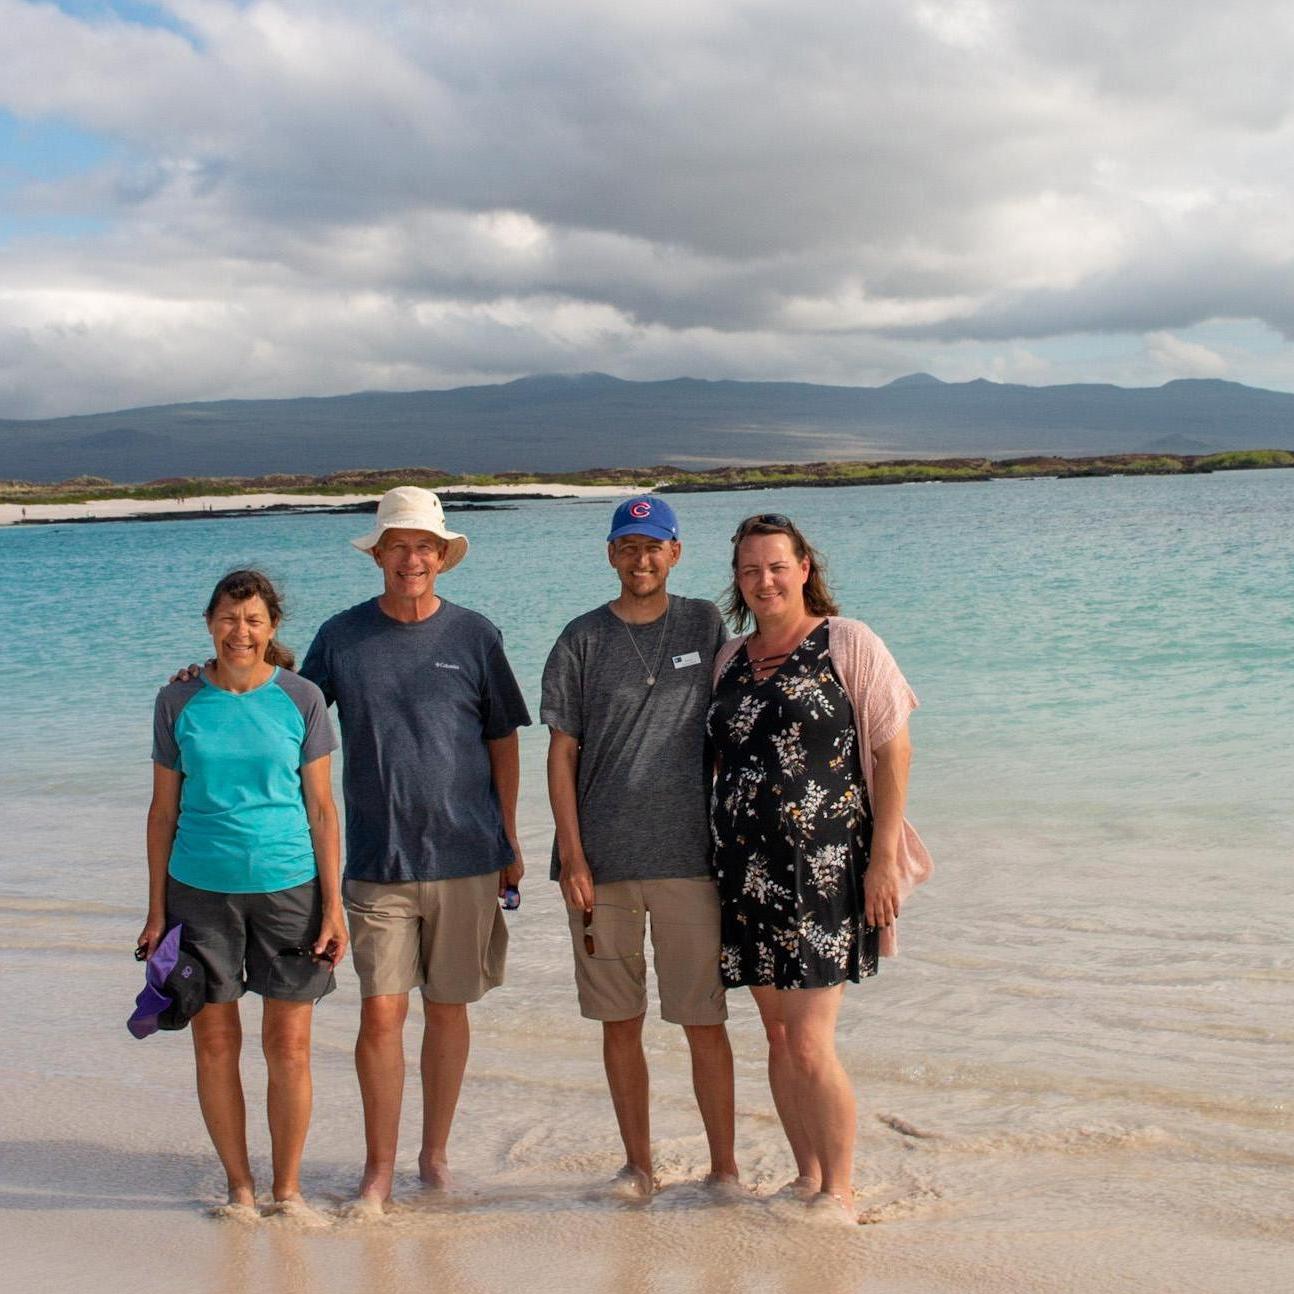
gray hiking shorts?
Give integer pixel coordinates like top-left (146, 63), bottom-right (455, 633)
top-left (166, 875), bottom-right (336, 1004)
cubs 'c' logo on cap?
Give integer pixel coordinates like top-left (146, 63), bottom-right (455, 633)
top-left (629, 500), bottom-right (652, 519)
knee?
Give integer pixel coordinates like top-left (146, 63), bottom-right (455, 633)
top-left (264, 1028), bottom-right (312, 1072)
top-left (422, 1000), bottom-right (468, 1029)
top-left (194, 1023), bottom-right (242, 1066)
top-left (763, 1019), bottom-right (789, 1053)
top-left (683, 1023), bottom-right (730, 1053)
top-left (603, 1015), bottom-right (645, 1054)
top-left (785, 1034), bottom-right (831, 1080)
top-left (359, 996), bottom-right (408, 1045)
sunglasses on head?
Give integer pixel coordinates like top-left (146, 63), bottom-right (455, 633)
top-left (731, 513), bottom-right (793, 542)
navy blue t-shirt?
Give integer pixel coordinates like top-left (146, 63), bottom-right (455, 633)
top-left (300, 597), bottom-right (531, 883)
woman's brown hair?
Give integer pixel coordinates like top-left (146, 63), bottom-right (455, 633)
top-left (204, 569), bottom-right (296, 670)
top-left (720, 513), bottom-right (840, 632)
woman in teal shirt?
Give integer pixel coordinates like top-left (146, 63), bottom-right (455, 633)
top-left (138, 569), bottom-right (347, 1215)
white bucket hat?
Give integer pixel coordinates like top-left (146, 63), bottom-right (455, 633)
top-left (350, 486), bottom-right (469, 572)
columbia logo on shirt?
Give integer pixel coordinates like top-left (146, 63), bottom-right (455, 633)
top-left (435, 661), bottom-right (462, 670)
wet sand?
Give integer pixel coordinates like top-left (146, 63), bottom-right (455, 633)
top-left (2, 869), bottom-right (1288, 1294)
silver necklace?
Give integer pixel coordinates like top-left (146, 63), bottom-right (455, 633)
top-left (616, 598), bottom-right (671, 686)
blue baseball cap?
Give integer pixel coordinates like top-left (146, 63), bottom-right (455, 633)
top-left (607, 495), bottom-right (680, 543)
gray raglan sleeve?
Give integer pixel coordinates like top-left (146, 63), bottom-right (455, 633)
top-left (275, 671), bottom-right (340, 765)
top-left (151, 682), bottom-right (192, 769)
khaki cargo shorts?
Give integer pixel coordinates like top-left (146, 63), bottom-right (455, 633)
top-left (566, 876), bottom-right (726, 1025)
top-left (345, 871), bottom-right (507, 1002)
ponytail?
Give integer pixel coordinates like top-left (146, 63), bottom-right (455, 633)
top-left (263, 638), bottom-right (297, 671)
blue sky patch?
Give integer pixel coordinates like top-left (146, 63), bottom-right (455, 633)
top-left (49, 1), bottom-right (204, 47)
top-left (0, 112), bottom-right (118, 244)
top-left (0, 110), bottom-right (117, 183)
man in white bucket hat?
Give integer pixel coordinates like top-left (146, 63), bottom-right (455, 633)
top-left (301, 485), bottom-right (531, 1208)
top-left (347, 485), bottom-right (470, 570)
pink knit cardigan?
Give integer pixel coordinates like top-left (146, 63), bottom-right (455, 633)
top-left (712, 616), bottom-right (932, 956)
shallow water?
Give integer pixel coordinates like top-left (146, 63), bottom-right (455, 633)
top-left (1, 471), bottom-right (1291, 1290)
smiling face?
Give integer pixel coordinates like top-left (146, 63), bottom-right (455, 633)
top-left (735, 531), bottom-right (810, 624)
top-left (206, 594), bottom-right (277, 670)
top-left (607, 533), bottom-right (681, 601)
top-left (372, 527), bottom-right (448, 601)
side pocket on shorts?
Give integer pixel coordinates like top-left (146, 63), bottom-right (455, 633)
top-left (572, 905), bottom-right (644, 962)
top-left (265, 952), bottom-right (336, 1002)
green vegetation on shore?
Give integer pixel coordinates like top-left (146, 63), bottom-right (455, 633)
top-left (4, 450), bottom-right (1292, 506)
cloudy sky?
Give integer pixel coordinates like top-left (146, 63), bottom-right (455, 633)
top-left (3, 0), bottom-right (1294, 418)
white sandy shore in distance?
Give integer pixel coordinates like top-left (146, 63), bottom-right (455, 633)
top-left (0, 482), bottom-right (647, 527)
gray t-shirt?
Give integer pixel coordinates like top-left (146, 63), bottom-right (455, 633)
top-left (301, 597), bottom-right (531, 883)
top-left (541, 594), bottom-right (727, 883)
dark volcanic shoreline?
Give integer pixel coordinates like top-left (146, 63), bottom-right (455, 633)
top-left (3, 449), bottom-right (1291, 525)
top-left (12, 499), bottom-right (515, 526)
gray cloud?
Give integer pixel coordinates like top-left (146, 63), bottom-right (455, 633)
top-left (2, 0), bottom-right (1294, 416)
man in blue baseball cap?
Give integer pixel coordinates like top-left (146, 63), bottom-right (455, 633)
top-left (605, 494), bottom-right (680, 544)
top-left (541, 494), bottom-right (738, 1196)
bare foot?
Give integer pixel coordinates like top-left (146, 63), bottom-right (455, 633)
top-left (265, 1195), bottom-right (331, 1228)
top-left (209, 1202), bottom-right (260, 1222)
top-left (340, 1194), bottom-right (386, 1220)
top-left (702, 1171), bottom-right (746, 1201)
top-left (773, 1175), bottom-right (820, 1200)
top-left (356, 1164), bottom-right (393, 1210)
top-left (808, 1191), bottom-right (856, 1224)
top-left (607, 1164), bottom-right (655, 1200)
top-left (208, 1185), bottom-right (259, 1221)
top-left (418, 1153), bottom-right (454, 1192)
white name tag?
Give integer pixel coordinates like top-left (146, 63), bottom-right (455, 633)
top-left (672, 651), bottom-right (702, 669)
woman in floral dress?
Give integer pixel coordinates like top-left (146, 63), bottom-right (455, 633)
top-left (707, 514), bottom-right (931, 1214)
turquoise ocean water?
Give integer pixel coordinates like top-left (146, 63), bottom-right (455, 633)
top-left (4, 470), bottom-right (1290, 895)
top-left (1, 470), bottom-right (1290, 1287)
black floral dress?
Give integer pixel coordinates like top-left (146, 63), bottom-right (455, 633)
top-left (707, 622), bottom-right (877, 989)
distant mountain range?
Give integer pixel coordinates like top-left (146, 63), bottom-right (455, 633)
top-left (2, 371), bottom-right (1292, 482)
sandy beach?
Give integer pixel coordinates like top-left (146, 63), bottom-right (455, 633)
top-left (3, 866), bottom-right (1286, 1294)
top-left (0, 482), bottom-right (644, 527)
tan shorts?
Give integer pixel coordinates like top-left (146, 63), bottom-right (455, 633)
top-left (345, 872), bottom-right (507, 1002)
top-left (566, 876), bottom-right (727, 1026)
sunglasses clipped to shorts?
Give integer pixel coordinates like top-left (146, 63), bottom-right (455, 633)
top-left (279, 944), bottom-right (337, 967)
top-left (579, 904), bottom-right (642, 960)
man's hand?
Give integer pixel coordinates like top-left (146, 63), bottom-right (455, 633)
top-left (168, 661), bottom-right (208, 684)
top-left (559, 855), bottom-right (594, 912)
top-left (500, 844), bottom-right (525, 895)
